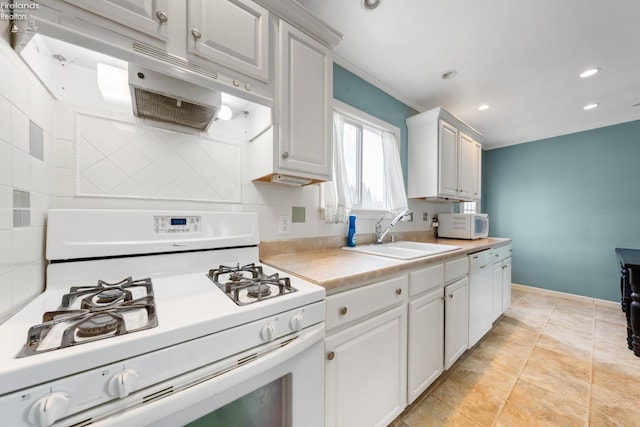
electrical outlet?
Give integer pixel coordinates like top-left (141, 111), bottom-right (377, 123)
top-left (278, 215), bottom-right (291, 235)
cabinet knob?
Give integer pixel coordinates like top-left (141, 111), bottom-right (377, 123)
top-left (155, 10), bottom-right (168, 23)
top-left (244, 83), bottom-right (252, 91)
top-left (449, 294), bottom-right (454, 299)
top-left (191, 28), bottom-right (202, 40)
top-left (282, 151), bottom-right (290, 159)
top-left (327, 351), bottom-right (335, 360)
top-left (339, 306), bottom-right (348, 316)
top-left (396, 288), bottom-right (402, 295)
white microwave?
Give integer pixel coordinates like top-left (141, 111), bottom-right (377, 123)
top-left (437, 213), bottom-right (489, 240)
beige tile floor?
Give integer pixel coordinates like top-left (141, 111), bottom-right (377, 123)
top-left (391, 287), bottom-right (640, 426)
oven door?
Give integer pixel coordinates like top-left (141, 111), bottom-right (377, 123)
top-left (96, 323), bottom-right (325, 427)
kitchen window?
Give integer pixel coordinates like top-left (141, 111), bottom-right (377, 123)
top-left (323, 100), bottom-right (407, 223)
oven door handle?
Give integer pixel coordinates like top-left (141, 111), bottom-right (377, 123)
top-left (96, 323), bottom-right (326, 427)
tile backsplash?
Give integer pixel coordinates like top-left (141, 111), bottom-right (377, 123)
top-left (0, 33), bottom-right (447, 321)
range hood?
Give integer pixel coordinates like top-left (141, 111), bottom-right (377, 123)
top-left (128, 64), bottom-right (222, 131)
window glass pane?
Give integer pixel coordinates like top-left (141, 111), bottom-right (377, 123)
top-left (361, 128), bottom-right (385, 210)
top-left (343, 122), bottom-right (360, 205)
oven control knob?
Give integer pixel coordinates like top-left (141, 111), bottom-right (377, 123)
top-left (108, 368), bottom-right (139, 399)
top-left (289, 314), bottom-right (303, 331)
top-left (27, 392), bottom-right (70, 427)
top-left (260, 323), bottom-right (276, 342)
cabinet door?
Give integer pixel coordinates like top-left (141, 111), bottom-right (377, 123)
top-left (457, 131), bottom-right (474, 199)
top-left (277, 21), bottom-right (333, 180)
top-left (472, 140), bottom-right (482, 201)
top-left (468, 264), bottom-right (493, 348)
top-left (438, 119), bottom-right (458, 197)
top-left (326, 305), bottom-right (407, 427)
top-left (408, 287), bottom-right (444, 403)
top-left (187, 0), bottom-right (269, 82)
top-left (62, 0), bottom-right (170, 41)
top-left (444, 277), bottom-right (468, 369)
top-left (492, 262), bottom-right (503, 322)
top-left (502, 257), bottom-right (512, 312)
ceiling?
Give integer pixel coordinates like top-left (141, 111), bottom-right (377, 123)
top-left (296, 0), bottom-right (640, 148)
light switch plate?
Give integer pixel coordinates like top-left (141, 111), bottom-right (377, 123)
top-left (278, 215), bottom-right (291, 235)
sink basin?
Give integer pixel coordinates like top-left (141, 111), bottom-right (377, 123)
top-left (342, 241), bottom-right (461, 260)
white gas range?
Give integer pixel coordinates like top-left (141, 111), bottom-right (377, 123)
top-left (0, 209), bottom-right (326, 427)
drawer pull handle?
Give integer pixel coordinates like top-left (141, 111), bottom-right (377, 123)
top-left (327, 351), bottom-right (335, 361)
top-left (339, 307), bottom-right (348, 316)
top-left (396, 288), bottom-right (402, 295)
top-left (155, 10), bottom-right (168, 22)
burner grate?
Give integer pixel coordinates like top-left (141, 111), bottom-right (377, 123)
top-left (17, 278), bottom-right (157, 358)
top-left (208, 263), bottom-right (297, 305)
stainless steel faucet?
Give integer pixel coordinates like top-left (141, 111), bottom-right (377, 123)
top-left (375, 209), bottom-right (413, 243)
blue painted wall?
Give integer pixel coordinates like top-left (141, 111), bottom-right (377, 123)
top-left (483, 120), bottom-right (640, 301)
top-left (333, 64), bottom-right (418, 183)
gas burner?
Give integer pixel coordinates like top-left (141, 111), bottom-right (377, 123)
top-left (76, 313), bottom-right (119, 337)
top-left (60, 277), bottom-right (152, 310)
top-left (17, 278), bottom-right (157, 357)
top-left (246, 284), bottom-right (272, 299)
top-left (207, 263), bottom-right (297, 305)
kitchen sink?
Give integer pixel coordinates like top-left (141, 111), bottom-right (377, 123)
top-left (342, 241), bottom-right (461, 260)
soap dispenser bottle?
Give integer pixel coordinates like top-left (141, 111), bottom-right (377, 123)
top-left (347, 215), bottom-right (357, 247)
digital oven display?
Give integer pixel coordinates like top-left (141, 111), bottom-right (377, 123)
top-left (171, 218), bottom-right (187, 226)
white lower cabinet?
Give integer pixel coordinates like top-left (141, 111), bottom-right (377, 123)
top-left (491, 244), bottom-right (513, 318)
top-left (325, 276), bottom-right (408, 427)
top-left (492, 260), bottom-right (504, 322)
top-left (444, 276), bottom-right (469, 369)
top-left (502, 257), bottom-right (512, 312)
top-left (407, 263), bottom-right (445, 404)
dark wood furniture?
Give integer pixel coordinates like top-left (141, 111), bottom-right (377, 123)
top-left (615, 248), bottom-right (640, 356)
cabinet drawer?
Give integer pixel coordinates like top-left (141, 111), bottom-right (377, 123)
top-left (326, 275), bottom-right (408, 332)
top-left (409, 263), bottom-right (444, 297)
top-left (445, 257), bottom-right (468, 283)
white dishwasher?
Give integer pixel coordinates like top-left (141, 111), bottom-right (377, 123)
top-left (468, 249), bottom-right (494, 348)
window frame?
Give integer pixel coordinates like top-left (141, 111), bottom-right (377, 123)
top-left (333, 100), bottom-right (402, 218)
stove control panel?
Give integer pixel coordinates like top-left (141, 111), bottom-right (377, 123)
top-left (154, 216), bottom-right (201, 233)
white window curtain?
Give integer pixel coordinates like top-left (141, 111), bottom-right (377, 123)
top-left (323, 112), bottom-right (352, 224)
top-left (381, 130), bottom-right (409, 215)
top-left (323, 109), bottom-right (409, 223)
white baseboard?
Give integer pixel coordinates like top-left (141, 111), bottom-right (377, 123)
top-left (511, 283), bottom-right (619, 310)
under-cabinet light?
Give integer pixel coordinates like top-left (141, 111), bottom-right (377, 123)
top-left (97, 63), bottom-right (130, 106)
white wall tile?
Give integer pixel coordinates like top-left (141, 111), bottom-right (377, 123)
top-left (0, 271), bottom-right (12, 320)
top-left (54, 167), bottom-right (75, 197)
top-left (11, 148), bottom-right (30, 190)
top-left (54, 138), bottom-right (74, 169)
top-left (55, 106), bottom-right (75, 140)
top-left (0, 96), bottom-right (10, 143)
top-left (12, 261), bottom-right (44, 307)
top-left (10, 105), bottom-right (29, 153)
top-left (0, 140), bottom-right (11, 186)
top-left (0, 229), bottom-right (13, 276)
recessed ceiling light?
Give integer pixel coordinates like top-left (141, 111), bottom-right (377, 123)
top-left (583, 103), bottom-right (599, 110)
top-left (441, 70), bottom-right (457, 80)
top-left (580, 67), bottom-right (600, 78)
top-left (363, 0), bottom-right (381, 10)
top-left (478, 104), bottom-right (489, 111)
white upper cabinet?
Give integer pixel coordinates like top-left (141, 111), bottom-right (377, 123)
top-left (276, 21), bottom-right (333, 179)
top-left (60, 0), bottom-right (170, 42)
top-left (187, 0), bottom-right (269, 82)
top-left (407, 107), bottom-right (483, 202)
top-left (472, 139), bottom-right (482, 201)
